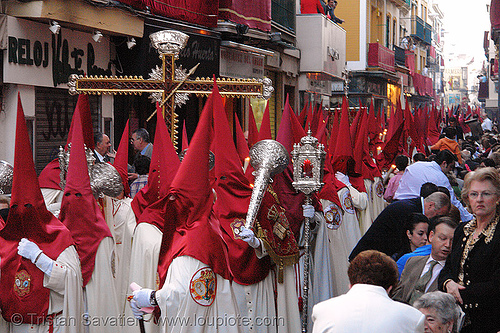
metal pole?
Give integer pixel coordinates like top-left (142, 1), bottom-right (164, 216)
top-left (301, 194), bottom-right (312, 333)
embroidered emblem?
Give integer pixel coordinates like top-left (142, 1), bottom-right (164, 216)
top-left (341, 191), bottom-right (355, 214)
top-left (14, 270), bottom-right (31, 297)
top-left (267, 204), bottom-right (290, 240)
top-left (111, 251), bottom-right (116, 279)
top-left (325, 203), bottom-right (342, 230)
top-left (230, 218), bottom-right (246, 240)
top-left (190, 267), bottom-right (216, 306)
top-left (375, 181), bottom-right (384, 198)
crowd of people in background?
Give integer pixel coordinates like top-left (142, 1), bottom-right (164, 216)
top-left (2, 86), bottom-right (500, 333)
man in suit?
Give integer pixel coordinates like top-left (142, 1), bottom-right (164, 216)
top-left (349, 191), bottom-right (451, 261)
top-left (128, 128), bottom-right (153, 181)
top-left (392, 216), bottom-right (457, 305)
top-left (312, 250), bottom-right (425, 332)
top-left (93, 131), bottom-right (114, 163)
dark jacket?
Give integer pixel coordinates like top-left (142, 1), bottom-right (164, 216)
top-left (438, 220), bottom-right (500, 332)
top-left (349, 198), bottom-right (422, 261)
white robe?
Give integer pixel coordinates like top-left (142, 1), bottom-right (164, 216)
top-left (41, 188), bottom-right (63, 218)
top-left (110, 197), bottom-right (136, 314)
top-left (0, 246), bottom-right (84, 333)
top-left (321, 186), bottom-right (362, 296)
top-left (124, 222), bottom-right (163, 333)
top-left (84, 237), bottom-right (121, 333)
top-left (232, 273), bottom-right (276, 333)
top-left (371, 177), bottom-right (386, 219)
top-left (360, 179), bottom-right (375, 235)
top-left (156, 256), bottom-right (241, 333)
top-left (297, 212), bottom-right (335, 333)
top-left (349, 185), bottom-right (370, 237)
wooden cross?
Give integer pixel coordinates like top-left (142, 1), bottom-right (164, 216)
top-left (68, 30), bottom-right (273, 148)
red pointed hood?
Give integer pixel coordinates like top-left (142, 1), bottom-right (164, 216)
top-left (157, 81), bottom-right (231, 286)
top-left (212, 86), bottom-right (272, 285)
top-left (298, 100), bottom-right (308, 128)
top-left (113, 120), bottom-right (131, 197)
top-left (258, 102), bottom-right (272, 141)
top-left (310, 103), bottom-right (321, 135)
top-left (39, 95), bottom-right (94, 190)
top-left (1, 92), bottom-right (73, 251)
top-left (248, 102), bottom-right (259, 148)
top-left (59, 104), bottom-right (112, 286)
top-left (332, 96), bottom-right (355, 175)
top-left (131, 103), bottom-right (180, 221)
top-left (427, 104), bottom-right (441, 145)
top-left (0, 94), bottom-right (73, 325)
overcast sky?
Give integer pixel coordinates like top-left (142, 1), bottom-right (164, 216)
top-left (439, 0), bottom-right (491, 70)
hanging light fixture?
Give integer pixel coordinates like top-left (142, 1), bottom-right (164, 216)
top-left (92, 30), bottom-right (103, 43)
top-left (49, 21), bottom-right (61, 35)
top-left (126, 37), bottom-right (136, 49)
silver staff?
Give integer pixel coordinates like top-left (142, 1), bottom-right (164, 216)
top-left (291, 129), bottom-right (326, 333)
top-left (245, 140), bottom-right (289, 229)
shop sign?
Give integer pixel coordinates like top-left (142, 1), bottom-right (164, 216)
top-left (220, 47), bottom-right (264, 79)
top-left (4, 16), bottom-right (111, 88)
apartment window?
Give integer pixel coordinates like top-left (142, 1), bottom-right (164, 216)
top-left (386, 15), bottom-right (391, 48)
top-left (393, 19), bottom-right (397, 48)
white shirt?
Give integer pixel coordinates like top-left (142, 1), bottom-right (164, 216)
top-left (394, 161), bottom-right (473, 222)
top-left (420, 255), bottom-right (445, 292)
top-left (94, 149), bottom-right (106, 162)
top-left (482, 117), bottom-right (493, 131)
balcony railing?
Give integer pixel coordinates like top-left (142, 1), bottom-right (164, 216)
top-left (394, 45), bottom-right (406, 67)
top-left (368, 43), bottom-right (395, 73)
top-left (411, 16), bottom-right (431, 45)
top-left (272, 0), bottom-right (295, 33)
top-left (424, 22), bottom-right (432, 44)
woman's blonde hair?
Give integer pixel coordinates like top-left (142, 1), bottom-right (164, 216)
top-left (461, 167), bottom-right (500, 208)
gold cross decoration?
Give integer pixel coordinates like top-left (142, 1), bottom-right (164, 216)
top-left (68, 30), bottom-right (273, 148)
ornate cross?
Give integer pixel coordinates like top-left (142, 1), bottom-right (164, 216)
top-left (68, 30), bottom-right (273, 148)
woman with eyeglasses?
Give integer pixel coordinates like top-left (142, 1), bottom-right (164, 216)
top-left (438, 167), bottom-right (500, 332)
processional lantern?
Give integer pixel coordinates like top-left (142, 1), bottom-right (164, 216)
top-left (291, 129), bottom-right (326, 333)
top-left (68, 29), bottom-right (273, 149)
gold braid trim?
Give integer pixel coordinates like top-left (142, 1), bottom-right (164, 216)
top-left (255, 220), bottom-right (299, 283)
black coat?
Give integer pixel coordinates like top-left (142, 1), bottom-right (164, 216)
top-left (438, 220), bottom-right (500, 333)
top-left (349, 198), bottom-right (422, 261)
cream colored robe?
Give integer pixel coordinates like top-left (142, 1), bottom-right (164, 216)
top-left (371, 177), bottom-right (386, 219)
top-left (321, 186), bottom-right (362, 296)
top-left (41, 188), bottom-right (63, 218)
top-left (124, 222), bottom-right (162, 333)
top-left (0, 246), bottom-right (84, 333)
top-left (84, 237), bottom-right (121, 333)
top-left (110, 197), bottom-right (136, 314)
top-left (156, 256), bottom-right (241, 333)
top-left (231, 273), bottom-right (276, 333)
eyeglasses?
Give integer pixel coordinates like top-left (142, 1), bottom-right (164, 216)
top-left (130, 137), bottom-right (140, 143)
top-left (468, 191), bottom-right (496, 199)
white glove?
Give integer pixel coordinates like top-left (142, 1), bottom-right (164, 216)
top-left (130, 299), bottom-right (144, 319)
top-left (239, 227), bottom-right (261, 249)
top-left (18, 238), bottom-right (42, 263)
top-left (133, 288), bottom-right (154, 308)
top-left (302, 204), bottom-right (315, 218)
top-left (335, 172), bottom-right (351, 187)
top-left (18, 238), bottom-right (54, 276)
